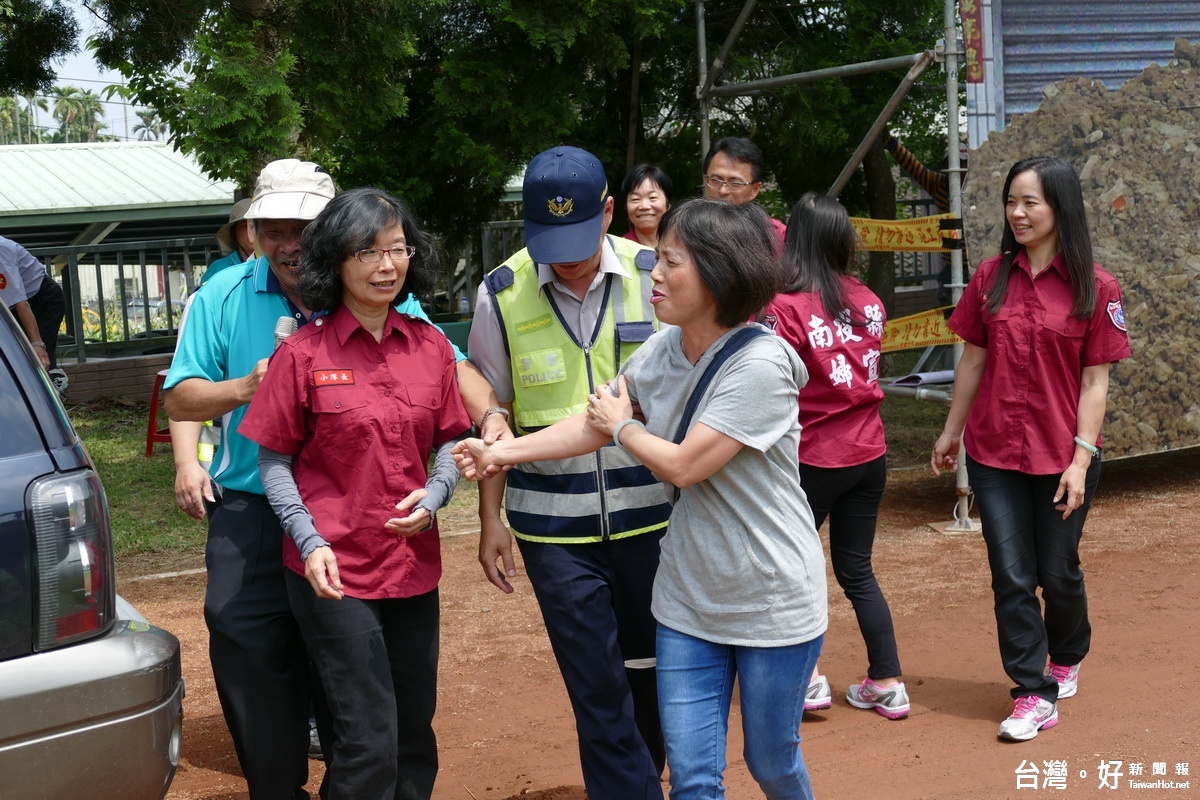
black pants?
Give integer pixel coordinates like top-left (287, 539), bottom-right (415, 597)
top-left (205, 490), bottom-right (312, 800)
top-left (287, 572), bottom-right (439, 800)
top-left (966, 454), bottom-right (1101, 702)
top-left (799, 455), bottom-right (901, 679)
top-left (517, 532), bottom-right (666, 800)
top-left (28, 276), bottom-right (66, 370)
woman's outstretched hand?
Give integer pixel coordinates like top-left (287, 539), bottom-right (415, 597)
top-left (454, 438), bottom-right (497, 481)
top-left (586, 376), bottom-right (634, 438)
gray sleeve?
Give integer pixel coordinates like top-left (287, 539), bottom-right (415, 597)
top-left (413, 437), bottom-right (463, 522)
top-left (257, 446), bottom-right (329, 560)
top-left (466, 281), bottom-right (515, 402)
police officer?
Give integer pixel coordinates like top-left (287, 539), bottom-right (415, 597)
top-left (466, 146), bottom-right (669, 799)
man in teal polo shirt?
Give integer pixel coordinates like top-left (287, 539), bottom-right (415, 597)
top-left (165, 159), bottom-right (499, 800)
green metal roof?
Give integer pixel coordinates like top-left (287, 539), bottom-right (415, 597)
top-left (0, 142), bottom-right (237, 248)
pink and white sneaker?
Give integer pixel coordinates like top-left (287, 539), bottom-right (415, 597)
top-left (846, 677), bottom-right (910, 720)
top-left (1047, 661), bottom-right (1081, 699)
top-left (998, 695), bottom-right (1057, 741)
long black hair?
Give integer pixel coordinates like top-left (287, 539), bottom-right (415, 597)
top-left (779, 192), bottom-right (861, 324)
top-left (658, 198), bottom-right (782, 328)
top-left (988, 157), bottom-right (1096, 318)
top-left (299, 187), bottom-right (438, 312)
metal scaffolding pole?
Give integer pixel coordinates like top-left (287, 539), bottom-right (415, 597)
top-left (708, 52), bottom-right (926, 98)
top-left (696, 0), bottom-right (711, 161)
top-left (828, 51), bottom-right (933, 198)
top-left (942, 0), bottom-right (979, 534)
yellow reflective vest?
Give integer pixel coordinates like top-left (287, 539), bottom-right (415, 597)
top-left (484, 237), bottom-right (671, 543)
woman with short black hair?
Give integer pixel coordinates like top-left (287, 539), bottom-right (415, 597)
top-left (621, 163), bottom-right (673, 248)
top-left (241, 186), bottom-right (472, 798)
top-left (456, 198), bottom-right (828, 799)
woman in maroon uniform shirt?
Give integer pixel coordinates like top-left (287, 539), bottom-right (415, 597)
top-left (764, 192), bottom-right (908, 720)
top-left (241, 187), bottom-right (472, 798)
top-left (932, 157), bottom-right (1130, 742)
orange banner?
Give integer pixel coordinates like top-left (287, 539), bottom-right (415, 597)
top-left (850, 214), bottom-right (958, 252)
top-left (881, 306), bottom-right (961, 353)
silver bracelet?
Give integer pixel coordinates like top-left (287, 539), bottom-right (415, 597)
top-left (30, 341), bottom-right (46, 348)
top-left (612, 418), bottom-right (646, 450)
top-left (478, 406), bottom-right (510, 429)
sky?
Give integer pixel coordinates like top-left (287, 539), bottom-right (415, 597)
top-left (33, 1), bottom-right (147, 141)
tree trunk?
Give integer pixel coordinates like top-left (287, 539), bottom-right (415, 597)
top-left (625, 38), bottom-right (643, 175)
top-left (862, 137), bottom-right (897, 315)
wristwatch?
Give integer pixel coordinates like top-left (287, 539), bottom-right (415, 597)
top-left (478, 406), bottom-right (511, 429)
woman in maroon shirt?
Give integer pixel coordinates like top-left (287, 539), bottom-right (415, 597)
top-left (241, 187), bottom-right (472, 798)
top-left (764, 193), bottom-right (907, 720)
top-left (932, 157), bottom-right (1131, 742)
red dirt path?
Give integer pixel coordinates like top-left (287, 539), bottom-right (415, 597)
top-left (120, 450), bottom-right (1200, 800)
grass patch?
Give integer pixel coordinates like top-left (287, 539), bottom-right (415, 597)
top-left (69, 399), bottom-right (481, 557)
top-left (68, 364), bottom-right (947, 560)
top-left (70, 400), bottom-right (208, 557)
top-left (879, 348), bottom-right (952, 470)
top-left (880, 395), bottom-right (947, 469)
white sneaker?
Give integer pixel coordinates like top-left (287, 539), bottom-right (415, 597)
top-left (998, 696), bottom-right (1058, 741)
top-left (804, 674), bottom-right (832, 711)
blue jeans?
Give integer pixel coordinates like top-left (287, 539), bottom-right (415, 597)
top-left (657, 625), bottom-right (823, 800)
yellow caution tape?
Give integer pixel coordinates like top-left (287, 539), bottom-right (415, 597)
top-left (882, 306), bottom-right (962, 353)
top-left (850, 214), bottom-right (959, 252)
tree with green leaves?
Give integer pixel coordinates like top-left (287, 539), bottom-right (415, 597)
top-left (331, 0), bottom-right (693, 248)
top-left (49, 84), bottom-right (82, 142)
top-left (0, 96), bottom-right (18, 143)
top-left (133, 109), bottom-right (168, 141)
top-left (88, 0), bottom-right (695, 272)
top-left (91, 0), bottom-right (416, 191)
top-left (0, 0), bottom-right (78, 97)
top-left (84, 0), bottom-right (950, 313)
top-left (2, 93), bottom-right (48, 144)
top-left (692, 0), bottom-right (947, 312)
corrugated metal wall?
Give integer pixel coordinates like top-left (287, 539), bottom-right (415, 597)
top-left (1000, 0), bottom-right (1200, 117)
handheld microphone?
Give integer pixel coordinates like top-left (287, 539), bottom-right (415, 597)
top-left (274, 316), bottom-right (298, 351)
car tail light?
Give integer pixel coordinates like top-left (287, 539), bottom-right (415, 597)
top-left (29, 470), bottom-right (116, 649)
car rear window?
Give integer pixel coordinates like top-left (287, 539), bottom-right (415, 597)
top-left (0, 364), bottom-right (45, 458)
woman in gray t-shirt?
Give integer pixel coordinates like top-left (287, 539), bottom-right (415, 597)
top-left (456, 199), bottom-right (828, 800)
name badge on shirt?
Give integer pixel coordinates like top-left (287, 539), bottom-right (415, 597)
top-left (515, 348), bottom-right (567, 388)
top-left (313, 369), bottom-right (356, 385)
top-left (516, 314), bottom-right (555, 335)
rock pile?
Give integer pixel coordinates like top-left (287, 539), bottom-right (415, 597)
top-left (962, 38), bottom-right (1200, 459)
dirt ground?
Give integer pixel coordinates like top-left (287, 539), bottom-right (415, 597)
top-left (119, 449), bottom-right (1200, 800)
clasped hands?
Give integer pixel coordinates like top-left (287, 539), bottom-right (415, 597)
top-left (453, 376), bottom-right (634, 480)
